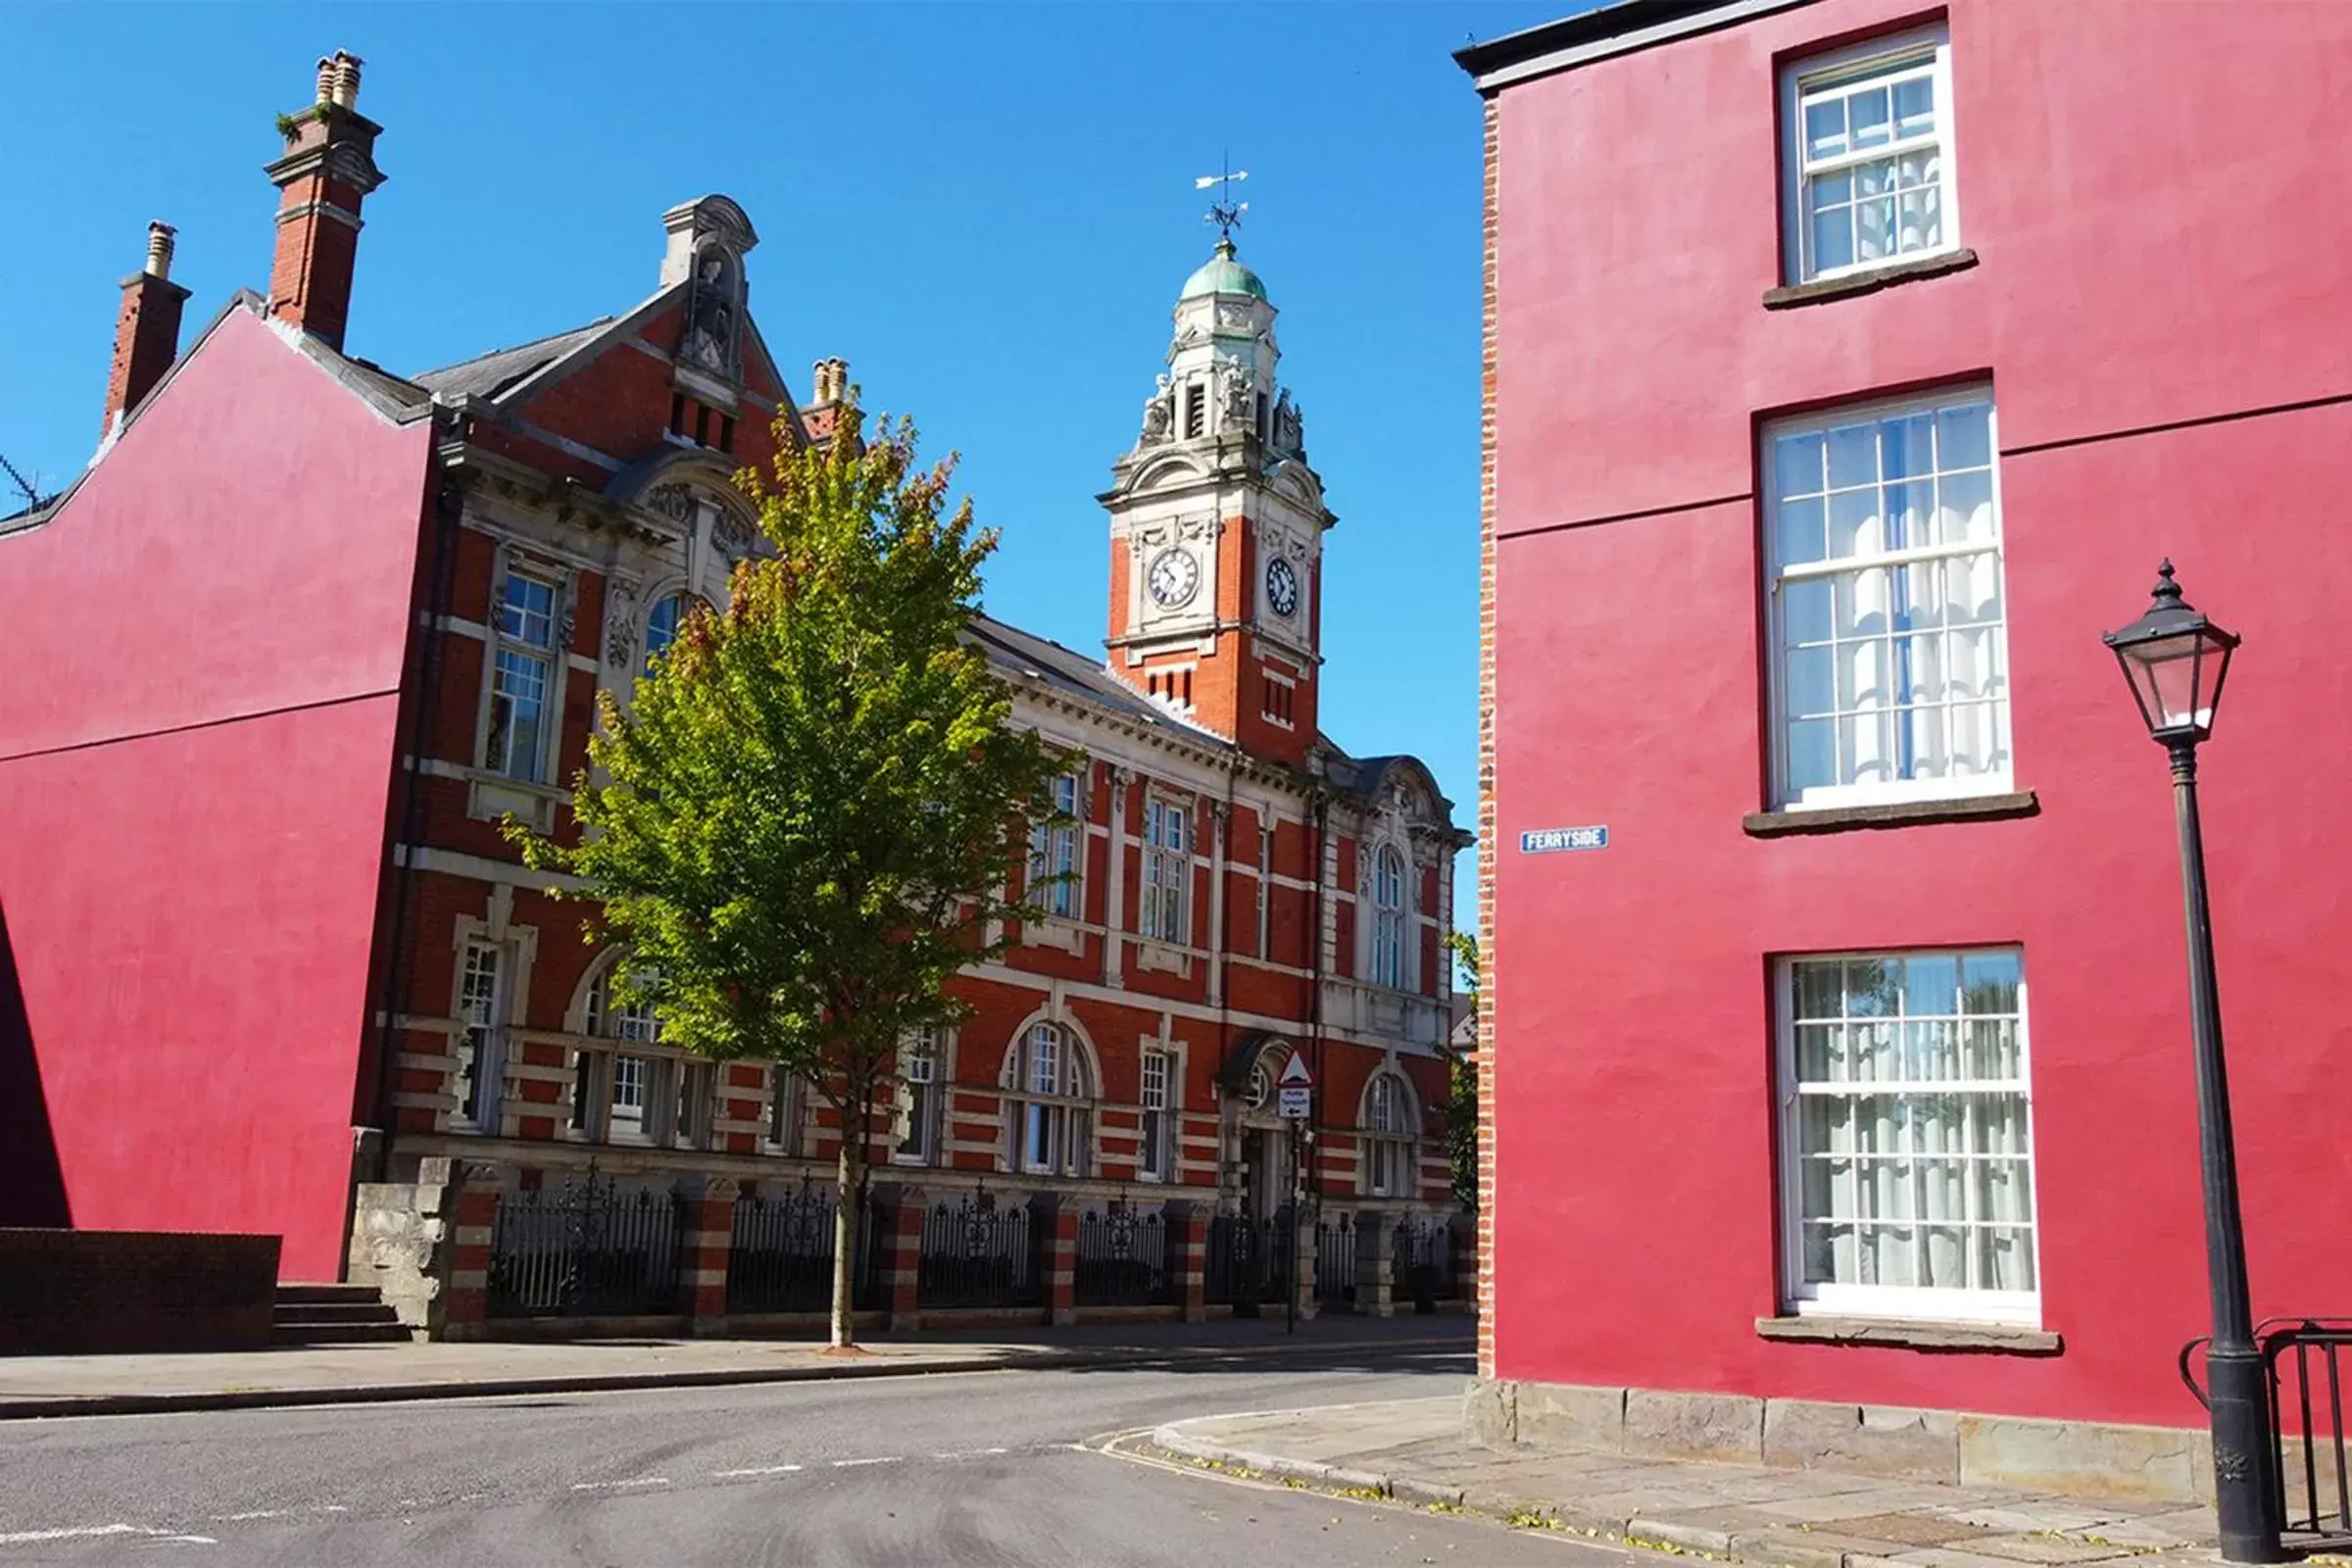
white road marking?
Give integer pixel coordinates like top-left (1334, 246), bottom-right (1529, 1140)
top-left (931, 1446), bottom-right (1014, 1459)
top-left (829, 1456), bottom-right (902, 1469)
top-left (712, 1464), bottom-right (804, 1479)
top-left (210, 1510), bottom-right (292, 1522)
top-left (0, 1524), bottom-right (216, 1546)
top-left (569, 1477), bottom-right (671, 1492)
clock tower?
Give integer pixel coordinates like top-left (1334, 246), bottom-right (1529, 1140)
top-left (1102, 236), bottom-right (1334, 767)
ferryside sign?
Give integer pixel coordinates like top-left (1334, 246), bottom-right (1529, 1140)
top-left (1520, 824), bottom-right (1608, 854)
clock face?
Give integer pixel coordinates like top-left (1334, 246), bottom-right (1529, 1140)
top-left (1265, 556), bottom-right (1300, 618)
top-left (1147, 548), bottom-right (1200, 609)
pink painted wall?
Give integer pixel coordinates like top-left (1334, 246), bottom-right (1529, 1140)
top-left (1487, 0), bottom-right (2352, 1427)
top-left (0, 305), bottom-right (431, 1279)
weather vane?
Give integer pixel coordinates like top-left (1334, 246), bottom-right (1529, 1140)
top-left (1195, 156), bottom-right (1250, 241)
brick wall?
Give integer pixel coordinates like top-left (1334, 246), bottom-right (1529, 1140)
top-left (0, 1228), bottom-right (280, 1351)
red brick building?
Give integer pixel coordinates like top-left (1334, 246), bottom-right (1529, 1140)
top-left (0, 55), bottom-right (1467, 1324)
top-left (1461, 0), bottom-right (2352, 1495)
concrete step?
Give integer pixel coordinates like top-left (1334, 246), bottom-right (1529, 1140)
top-left (274, 1283), bottom-right (385, 1307)
top-left (273, 1300), bottom-right (402, 1327)
top-left (271, 1321), bottom-right (413, 1347)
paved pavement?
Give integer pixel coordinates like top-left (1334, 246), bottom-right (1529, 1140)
top-left (1147, 1397), bottom-right (2241, 1568)
top-left (0, 1343), bottom-right (1639, 1566)
top-left (0, 1314), bottom-right (1466, 1419)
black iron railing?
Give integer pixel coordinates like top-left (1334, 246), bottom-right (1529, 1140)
top-left (727, 1185), bottom-right (883, 1316)
top-left (1391, 1216), bottom-right (1453, 1313)
top-left (1205, 1211), bottom-right (1294, 1310)
top-left (1316, 1213), bottom-right (1357, 1306)
top-left (1074, 1207), bottom-right (1171, 1306)
top-left (2182, 1317), bottom-right (2352, 1553)
top-left (487, 1171), bottom-right (684, 1318)
top-left (918, 1196), bottom-right (1040, 1309)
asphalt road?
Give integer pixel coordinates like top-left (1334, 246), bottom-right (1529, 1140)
top-left (0, 1343), bottom-right (1633, 1566)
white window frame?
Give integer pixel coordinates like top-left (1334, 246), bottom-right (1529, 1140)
top-left (1776, 948), bottom-right (2041, 1326)
top-left (1359, 1070), bottom-right (1416, 1199)
top-left (642, 591), bottom-right (692, 676)
top-left (765, 1064), bottom-right (801, 1155)
top-left (1780, 25), bottom-right (1959, 285)
top-left (1138, 1047), bottom-right (1173, 1182)
top-left (895, 1027), bottom-right (943, 1166)
top-left (577, 962), bottom-right (669, 1146)
top-left (1370, 846), bottom-right (1408, 990)
top-left (1763, 387), bottom-right (2011, 811)
top-left (484, 570), bottom-right (559, 783)
top-left (453, 941), bottom-right (505, 1130)
top-left (1007, 1023), bottom-right (1091, 1178)
top-left (1140, 798), bottom-right (1192, 946)
top-left (1029, 771), bottom-right (1084, 920)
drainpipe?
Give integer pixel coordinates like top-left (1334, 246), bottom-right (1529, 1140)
top-left (368, 431), bottom-right (465, 1184)
top-left (1306, 786), bottom-right (1330, 1221)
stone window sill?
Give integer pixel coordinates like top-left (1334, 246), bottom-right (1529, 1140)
top-left (1757, 1314), bottom-right (2062, 1354)
top-left (1743, 790), bottom-right (2038, 838)
top-left (1763, 248), bottom-right (1980, 310)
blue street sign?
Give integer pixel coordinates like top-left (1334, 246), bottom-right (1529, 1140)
top-left (1520, 825), bottom-right (1608, 854)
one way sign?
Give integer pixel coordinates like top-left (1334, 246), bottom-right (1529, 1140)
top-left (1277, 1051), bottom-right (1313, 1119)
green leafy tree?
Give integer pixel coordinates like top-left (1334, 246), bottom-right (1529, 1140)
top-left (1442, 931), bottom-right (1483, 1211)
top-left (514, 396), bottom-right (1064, 1348)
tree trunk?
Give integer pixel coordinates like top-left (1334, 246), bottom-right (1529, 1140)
top-left (831, 1084), bottom-right (865, 1348)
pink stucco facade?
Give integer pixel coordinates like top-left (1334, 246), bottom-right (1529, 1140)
top-left (1474, 0), bottom-right (2352, 1428)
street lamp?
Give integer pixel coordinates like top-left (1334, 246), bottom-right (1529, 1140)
top-left (2102, 561), bottom-right (2278, 1564)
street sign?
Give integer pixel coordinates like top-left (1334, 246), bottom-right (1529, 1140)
top-left (1277, 1052), bottom-right (1313, 1088)
top-left (1520, 824), bottom-right (1608, 854)
top-left (1276, 1049), bottom-right (1312, 1120)
top-left (1278, 1086), bottom-right (1312, 1119)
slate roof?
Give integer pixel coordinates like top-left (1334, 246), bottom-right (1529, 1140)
top-left (965, 612), bottom-right (1230, 747)
top-left (412, 319), bottom-right (615, 403)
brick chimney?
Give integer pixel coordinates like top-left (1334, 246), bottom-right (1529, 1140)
top-left (100, 221), bottom-right (192, 443)
top-left (264, 51), bottom-right (384, 351)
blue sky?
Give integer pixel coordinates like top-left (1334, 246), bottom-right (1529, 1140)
top-left (2, 1), bottom-right (1571, 937)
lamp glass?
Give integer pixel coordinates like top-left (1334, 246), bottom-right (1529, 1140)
top-left (2115, 624), bottom-right (2232, 739)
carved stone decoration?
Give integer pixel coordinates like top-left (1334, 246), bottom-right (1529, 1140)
top-left (645, 483), bottom-right (698, 526)
top-left (1140, 388), bottom-right (1172, 446)
top-left (1274, 389), bottom-right (1304, 455)
top-left (556, 590), bottom-right (577, 656)
top-left (603, 584), bottom-right (639, 668)
top-left (1218, 361), bottom-right (1253, 429)
top-left (681, 246), bottom-right (742, 376)
top-left (710, 509), bottom-right (755, 563)
top-left (1215, 300), bottom-right (1253, 329)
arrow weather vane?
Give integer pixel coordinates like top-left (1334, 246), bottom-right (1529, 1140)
top-left (1195, 155), bottom-right (1250, 241)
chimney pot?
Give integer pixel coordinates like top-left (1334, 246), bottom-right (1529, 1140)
top-left (144, 221), bottom-right (176, 280)
top-left (101, 220), bottom-right (192, 445)
top-left (266, 50), bottom-right (386, 352)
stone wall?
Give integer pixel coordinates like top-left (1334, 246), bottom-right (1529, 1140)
top-left (1468, 1379), bottom-right (2219, 1505)
top-left (0, 1227), bottom-right (279, 1351)
top-left (347, 1156), bottom-right (455, 1335)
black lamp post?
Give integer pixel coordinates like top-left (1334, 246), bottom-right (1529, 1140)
top-left (2102, 562), bottom-right (2278, 1564)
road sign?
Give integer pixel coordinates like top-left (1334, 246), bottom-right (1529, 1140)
top-left (1521, 824), bottom-right (1608, 854)
top-left (1278, 1086), bottom-right (1312, 1120)
top-left (1277, 1051), bottom-right (1313, 1088)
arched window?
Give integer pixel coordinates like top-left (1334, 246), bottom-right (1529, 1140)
top-left (643, 593), bottom-right (690, 675)
top-left (1006, 1023), bottom-right (1092, 1177)
top-left (1360, 1070), bottom-right (1418, 1198)
top-left (1371, 846), bottom-right (1408, 988)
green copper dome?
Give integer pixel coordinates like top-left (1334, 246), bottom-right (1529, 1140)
top-left (1180, 238), bottom-right (1267, 302)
